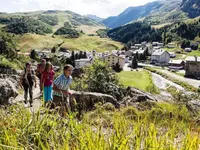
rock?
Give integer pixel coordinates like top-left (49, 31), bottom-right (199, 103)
top-left (125, 87), bottom-right (157, 101)
top-left (0, 79), bottom-right (18, 105)
top-left (186, 100), bottom-right (200, 115)
top-left (72, 91), bottom-right (120, 110)
top-left (136, 95), bottom-right (148, 102)
top-left (121, 96), bottom-right (132, 106)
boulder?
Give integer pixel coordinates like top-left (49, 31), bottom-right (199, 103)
top-left (124, 87), bottom-right (156, 101)
top-left (72, 91), bottom-right (120, 110)
top-left (120, 87), bottom-right (157, 106)
top-left (186, 100), bottom-right (200, 115)
top-left (0, 79), bottom-right (18, 105)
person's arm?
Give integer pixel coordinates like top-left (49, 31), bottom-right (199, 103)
top-left (40, 73), bottom-right (44, 89)
top-left (34, 75), bottom-right (37, 88)
top-left (53, 75), bottom-right (71, 96)
top-left (19, 72), bottom-right (24, 88)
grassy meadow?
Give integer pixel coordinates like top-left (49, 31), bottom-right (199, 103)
top-left (0, 103), bottom-right (199, 149)
top-left (117, 70), bottom-right (159, 94)
top-left (17, 34), bottom-right (123, 53)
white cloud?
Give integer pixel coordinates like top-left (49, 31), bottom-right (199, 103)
top-left (0, 0), bottom-right (156, 18)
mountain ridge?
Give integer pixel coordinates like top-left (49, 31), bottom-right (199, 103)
top-left (102, 0), bottom-right (200, 28)
top-left (102, 1), bottom-right (163, 28)
top-left (86, 14), bottom-right (104, 22)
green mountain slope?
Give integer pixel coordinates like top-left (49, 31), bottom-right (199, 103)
top-left (0, 10), bottom-right (104, 34)
top-left (181, 0), bottom-right (200, 18)
top-left (107, 17), bottom-right (200, 45)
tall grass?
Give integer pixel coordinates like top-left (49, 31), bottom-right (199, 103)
top-left (0, 102), bottom-right (199, 149)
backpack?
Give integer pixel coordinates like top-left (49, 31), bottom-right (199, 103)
top-left (22, 69), bottom-right (35, 86)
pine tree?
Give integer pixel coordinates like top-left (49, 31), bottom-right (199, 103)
top-left (113, 62), bottom-right (122, 72)
top-left (132, 56), bottom-right (138, 69)
top-left (83, 51), bottom-right (87, 58)
top-left (70, 51), bottom-right (75, 67)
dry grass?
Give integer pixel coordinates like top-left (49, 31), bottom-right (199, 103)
top-left (17, 34), bottom-right (123, 52)
top-left (77, 25), bottom-right (105, 35)
top-left (17, 34), bottom-right (63, 52)
top-left (152, 23), bottom-right (172, 29)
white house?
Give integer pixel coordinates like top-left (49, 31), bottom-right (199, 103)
top-left (35, 50), bottom-right (51, 59)
top-left (102, 54), bottom-right (125, 69)
top-left (157, 43), bottom-right (164, 47)
top-left (135, 44), bottom-right (142, 48)
top-left (169, 60), bottom-right (185, 70)
top-left (57, 52), bottom-right (71, 59)
top-left (168, 52), bottom-right (176, 58)
top-left (75, 59), bottom-right (91, 69)
top-left (152, 42), bottom-right (164, 47)
top-left (151, 49), bottom-right (170, 65)
top-left (185, 48), bottom-right (192, 52)
top-left (167, 43), bottom-right (176, 48)
top-left (125, 50), bottom-right (133, 57)
top-left (152, 42), bottom-right (159, 46)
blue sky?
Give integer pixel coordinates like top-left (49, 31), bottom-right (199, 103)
top-left (0, 0), bottom-right (156, 18)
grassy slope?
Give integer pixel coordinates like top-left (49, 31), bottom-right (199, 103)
top-left (1, 11), bottom-right (120, 53)
top-left (118, 70), bottom-right (156, 92)
top-left (17, 34), bottom-right (123, 52)
top-left (0, 11), bottom-right (122, 53)
top-left (0, 103), bottom-right (199, 149)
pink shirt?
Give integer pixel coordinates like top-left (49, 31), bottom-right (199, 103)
top-left (42, 70), bottom-right (55, 86)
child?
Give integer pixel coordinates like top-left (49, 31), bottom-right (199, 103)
top-left (41, 62), bottom-right (55, 104)
top-left (36, 59), bottom-right (46, 93)
top-left (20, 62), bottom-right (37, 107)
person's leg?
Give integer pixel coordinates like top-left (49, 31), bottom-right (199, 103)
top-left (43, 86), bottom-right (48, 103)
top-left (29, 86), bottom-right (33, 106)
top-left (47, 86), bottom-right (53, 101)
top-left (23, 85), bottom-right (28, 104)
top-left (52, 95), bottom-right (64, 115)
top-left (38, 73), bottom-right (43, 93)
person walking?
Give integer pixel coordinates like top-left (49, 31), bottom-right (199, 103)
top-left (36, 59), bottom-right (46, 93)
top-left (52, 64), bottom-right (74, 115)
top-left (20, 62), bottom-right (37, 107)
top-left (41, 62), bottom-right (55, 105)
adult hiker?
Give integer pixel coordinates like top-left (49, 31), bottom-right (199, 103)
top-left (41, 62), bottom-right (55, 104)
top-left (19, 62), bottom-right (37, 107)
top-left (36, 59), bottom-right (46, 93)
top-left (52, 64), bottom-right (74, 116)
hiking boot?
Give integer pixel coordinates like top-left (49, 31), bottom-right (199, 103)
top-left (24, 99), bottom-right (27, 104)
top-left (30, 99), bottom-right (33, 107)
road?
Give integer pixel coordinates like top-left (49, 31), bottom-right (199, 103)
top-left (151, 73), bottom-right (185, 101)
top-left (138, 62), bottom-right (200, 88)
top-left (151, 73), bottom-right (184, 91)
top-left (159, 70), bottom-right (200, 88)
top-left (13, 79), bottom-right (42, 112)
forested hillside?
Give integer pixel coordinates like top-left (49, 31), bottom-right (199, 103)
top-left (107, 17), bottom-right (200, 45)
top-left (4, 18), bottom-right (53, 35)
top-left (107, 22), bottom-right (162, 43)
top-left (181, 0), bottom-right (200, 18)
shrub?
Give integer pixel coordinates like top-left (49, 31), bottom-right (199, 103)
top-left (54, 27), bottom-right (80, 38)
top-left (190, 42), bottom-right (199, 50)
top-left (181, 40), bottom-right (190, 49)
top-left (5, 17), bottom-right (53, 35)
top-left (0, 30), bottom-right (17, 59)
top-left (38, 15), bottom-right (58, 26)
top-left (72, 60), bottom-right (124, 100)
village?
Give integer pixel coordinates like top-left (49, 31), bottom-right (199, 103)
top-left (29, 41), bottom-right (200, 82)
